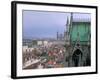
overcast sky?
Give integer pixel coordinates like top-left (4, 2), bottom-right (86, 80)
top-left (23, 10), bottom-right (90, 39)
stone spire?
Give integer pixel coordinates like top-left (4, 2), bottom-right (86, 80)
top-left (69, 12), bottom-right (73, 31)
top-left (57, 31), bottom-right (59, 40)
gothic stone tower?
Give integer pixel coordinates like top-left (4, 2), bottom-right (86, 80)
top-left (65, 13), bottom-right (91, 67)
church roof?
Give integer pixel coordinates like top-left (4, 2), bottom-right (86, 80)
top-left (72, 18), bottom-right (91, 23)
top-left (72, 13), bottom-right (91, 23)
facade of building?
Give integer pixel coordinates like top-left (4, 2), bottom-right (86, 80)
top-left (66, 13), bottom-right (91, 67)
